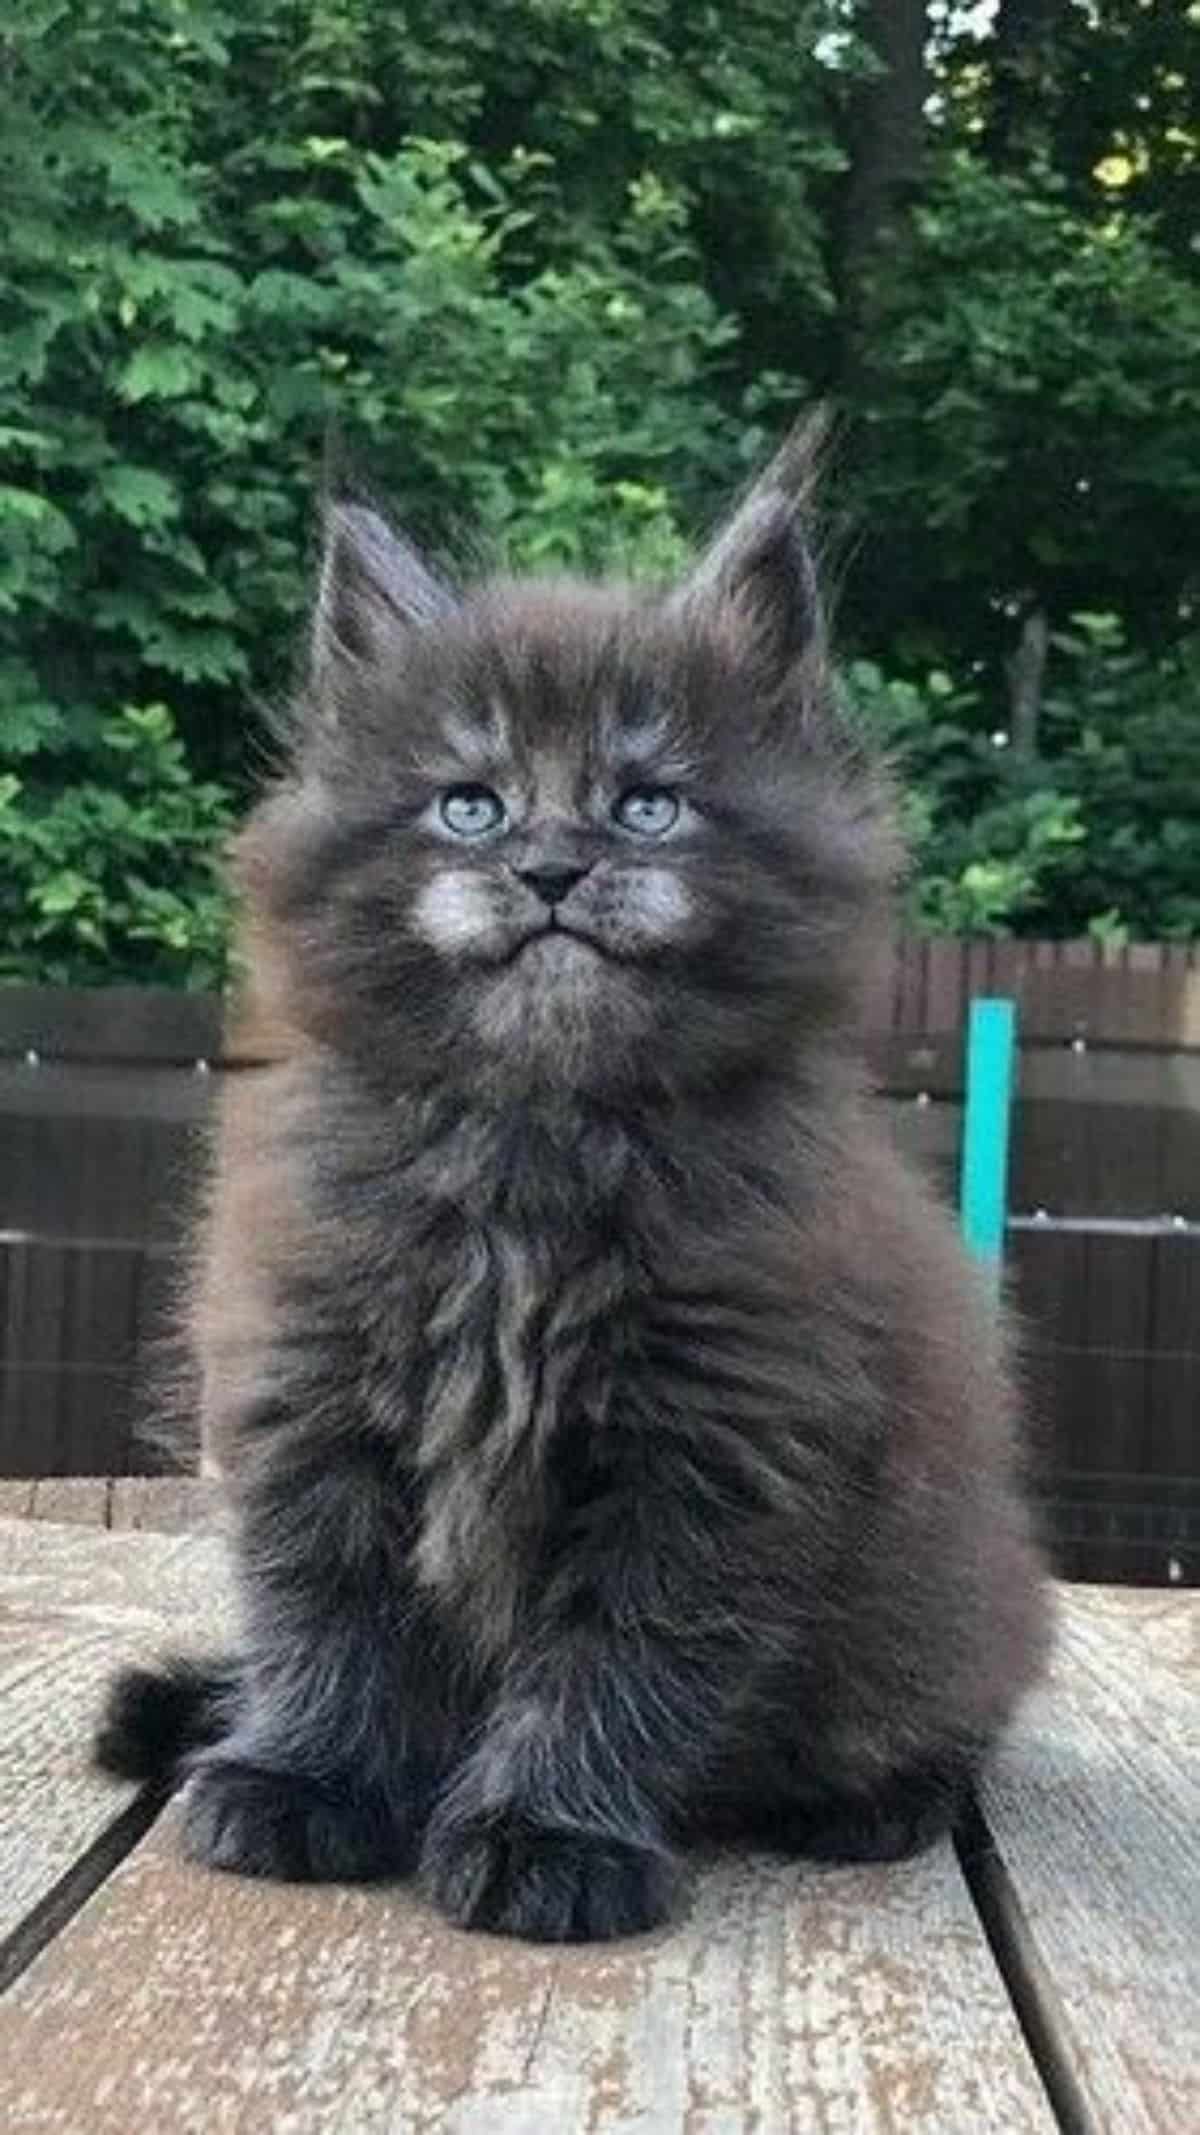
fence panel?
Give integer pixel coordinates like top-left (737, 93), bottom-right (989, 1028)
top-left (2, 958), bottom-right (1198, 1584)
top-left (1010, 1222), bottom-right (1200, 1583)
top-left (0, 1237), bottom-right (180, 1477)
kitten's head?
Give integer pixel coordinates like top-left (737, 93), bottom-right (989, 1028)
top-left (238, 430), bottom-right (901, 1099)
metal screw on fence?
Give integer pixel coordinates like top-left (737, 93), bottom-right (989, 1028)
top-left (915, 1090), bottom-right (931, 1108)
top-left (1070, 1035), bottom-right (1088, 1054)
top-left (193, 1057), bottom-right (211, 1076)
top-left (24, 1049), bottom-right (39, 1069)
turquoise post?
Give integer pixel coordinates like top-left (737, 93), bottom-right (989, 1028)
top-left (959, 997), bottom-right (1017, 1286)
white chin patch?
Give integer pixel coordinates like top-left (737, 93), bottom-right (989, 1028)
top-left (415, 870), bottom-right (499, 954)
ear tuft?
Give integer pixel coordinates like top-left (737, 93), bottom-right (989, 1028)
top-left (709, 489), bottom-right (820, 671)
top-left (312, 503), bottom-right (456, 679)
top-left (677, 413), bottom-right (828, 680)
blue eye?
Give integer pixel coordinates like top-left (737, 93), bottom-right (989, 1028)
top-left (613, 787), bottom-right (680, 836)
top-left (440, 785), bottom-right (506, 837)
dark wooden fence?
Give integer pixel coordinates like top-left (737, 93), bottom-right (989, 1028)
top-left (3, 939), bottom-right (1199, 1584)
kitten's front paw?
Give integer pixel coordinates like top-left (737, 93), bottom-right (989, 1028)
top-left (183, 1758), bottom-right (396, 1883)
top-left (423, 1816), bottom-right (676, 1942)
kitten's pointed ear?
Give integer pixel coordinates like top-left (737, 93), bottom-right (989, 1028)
top-left (677, 415), bottom-right (826, 680)
top-left (312, 502), bottom-right (456, 680)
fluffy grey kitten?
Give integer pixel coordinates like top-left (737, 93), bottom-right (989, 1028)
top-left (95, 432), bottom-right (1049, 1942)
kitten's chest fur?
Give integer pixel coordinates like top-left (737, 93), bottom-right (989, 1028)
top-left (342, 1093), bottom-right (645, 1648)
top-left (304, 1066), bottom-right (858, 1659)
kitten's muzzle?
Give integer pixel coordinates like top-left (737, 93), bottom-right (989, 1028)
top-left (515, 862), bottom-right (592, 908)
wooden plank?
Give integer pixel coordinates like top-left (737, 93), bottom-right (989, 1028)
top-left (0, 1058), bottom-right (211, 1130)
top-left (0, 1526), bottom-right (1053, 2132)
top-left (924, 938), bottom-right (965, 1033)
top-left (1146, 1233), bottom-right (1200, 1491)
top-left (0, 1240), bottom-right (146, 1478)
top-left (0, 1477), bottom-right (214, 1531)
top-left (0, 1519), bottom-right (230, 1954)
top-left (29, 1478), bottom-right (110, 1526)
top-left (1014, 1226), bottom-right (1193, 1585)
top-left (109, 1476), bottom-right (217, 1533)
top-left (1010, 1051), bottom-right (1200, 1218)
top-left (0, 1062), bottom-right (200, 1255)
top-left (6, 949), bottom-right (1200, 1074)
top-left (0, 1239), bottom-right (188, 1479)
top-left (0, 1236), bottom-right (65, 1475)
top-left (0, 986), bottom-right (221, 1066)
top-left (1024, 1056), bottom-right (1100, 1216)
top-left (964, 936), bottom-right (995, 1010)
top-left (894, 934), bottom-right (928, 1034)
top-left (59, 1247), bottom-right (143, 1475)
top-left (875, 1035), bottom-right (1200, 1118)
top-left (0, 1109), bottom-right (202, 1247)
top-left (977, 1586), bottom-right (1200, 2134)
top-left (965, 937), bottom-right (1200, 1049)
top-left (987, 938), bottom-right (1023, 1003)
top-left (1015, 952), bottom-right (1198, 1049)
top-left (1128, 942), bottom-right (1167, 1046)
top-left (0, 1827), bottom-right (1054, 2133)
top-left (1008, 1227), bottom-right (1092, 1571)
top-left (1078, 1233), bottom-right (1154, 1496)
top-left (1159, 1058), bottom-right (1200, 1221)
top-left (863, 1033), bottom-right (963, 1098)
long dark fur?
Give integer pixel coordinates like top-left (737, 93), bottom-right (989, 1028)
top-left (95, 429), bottom-right (1049, 1940)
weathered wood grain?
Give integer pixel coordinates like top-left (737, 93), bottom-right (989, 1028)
top-left (0, 1522), bottom-right (1056, 2132)
top-left (0, 1519), bottom-right (230, 1951)
top-left (979, 1586), bottom-right (1200, 2135)
top-left (0, 1477), bottom-right (216, 1533)
top-left (27, 1477), bottom-right (111, 1526)
top-left (0, 1820), bottom-right (1055, 2134)
top-left (7, 1528), bottom-right (1195, 2132)
top-left (109, 1476), bottom-right (217, 1533)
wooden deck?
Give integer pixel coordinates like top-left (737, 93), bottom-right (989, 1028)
top-left (0, 1488), bottom-right (1196, 2132)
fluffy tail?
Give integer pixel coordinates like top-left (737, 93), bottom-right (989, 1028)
top-left (93, 1655), bottom-right (239, 1785)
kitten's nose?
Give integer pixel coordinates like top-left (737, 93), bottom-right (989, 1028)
top-left (517, 862), bottom-right (590, 907)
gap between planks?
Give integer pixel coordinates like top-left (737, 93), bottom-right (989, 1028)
top-left (0, 1780), bottom-right (1082, 2135)
top-left (0, 1782), bottom-right (168, 1997)
top-left (0, 1475), bottom-right (217, 1532)
top-left (6, 1531), bottom-right (1188, 2132)
top-left (0, 1738), bottom-right (1088, 2135)
top-left (956, 1799), bottom-right (1097, 2135)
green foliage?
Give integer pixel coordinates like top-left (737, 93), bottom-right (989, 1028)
top-left (0, 706), bottom-right (234, 987)
top-left (2, 1), bottom-right (761, 983)
top-left (1, 0), bottom-right (1198, 980)
top-left (850, 616), bottom-right (1200, 940)
top-left (1036, 617), bottom-right (1200, 942)
top-left (843, 150), bottom-right (1200, 657)
top-left (0, 2), bottom-right (760, 798)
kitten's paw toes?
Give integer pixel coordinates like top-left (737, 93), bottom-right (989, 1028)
top-left (424, 1819), bottom-right (675, 1942)
top-left (183, 1759), bottom-right (395, 1883)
